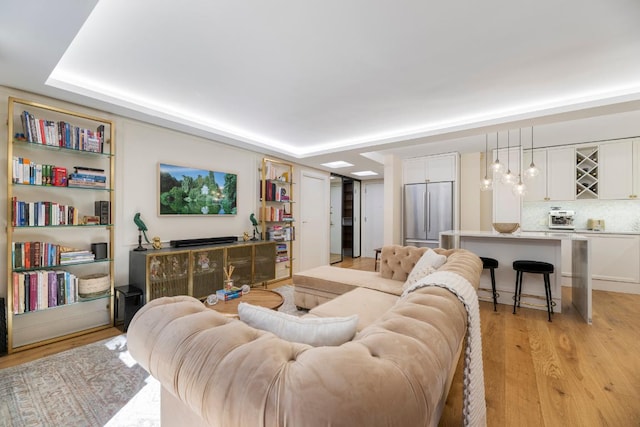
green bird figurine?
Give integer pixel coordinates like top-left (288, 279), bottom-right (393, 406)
top-left (249, 213), bottom-right (260, 240)
top-left (134, 212), bottom-right (151, 244)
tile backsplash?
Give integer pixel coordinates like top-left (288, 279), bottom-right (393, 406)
top-left (522, 199), bottom-right (640, 232)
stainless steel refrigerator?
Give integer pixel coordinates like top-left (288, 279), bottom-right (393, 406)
top-left (403, 182), bottom-right (453, 248)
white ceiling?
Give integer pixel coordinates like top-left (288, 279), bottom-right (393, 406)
top-left (2, 0), bottom-right (640, 179)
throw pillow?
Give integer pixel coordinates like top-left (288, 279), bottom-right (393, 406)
top-left (238, 303), bottom-right (358, 346)
top-left (402, 248), bottom-right (447, 292)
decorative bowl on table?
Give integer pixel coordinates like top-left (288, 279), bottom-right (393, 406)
top-left (492, 222), bottom-right (520, 234)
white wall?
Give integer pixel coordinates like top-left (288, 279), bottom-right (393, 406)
top-left (0, 86), bottom-right (324, 297)
top-left (116, 119), bottom-right (263, 284)
top-left (460, 152), bottom-right (481, 230)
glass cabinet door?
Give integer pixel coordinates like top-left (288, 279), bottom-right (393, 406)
top-left (191, 248), bottom-right (224, 299)
top-left (226, 246), bottom-right (252, 287)
top-left (147, 251), bottom-right (190, 300)
top-left (254, 242), bottom-right (276, 283)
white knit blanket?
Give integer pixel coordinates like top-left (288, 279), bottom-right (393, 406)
top-left (402, 270), bottom-right (487, 427)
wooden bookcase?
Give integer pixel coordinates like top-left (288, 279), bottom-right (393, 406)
top-left (5, 97), bottom-right (115, 353)
top-left (128, 241), bottom-right (276, 302)
top-left (259, 158), bottom-right (294, 281)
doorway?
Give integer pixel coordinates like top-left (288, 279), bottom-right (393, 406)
top-left (330, 176), bottom-right (343, 264)
top-left (329, 174), bottom-right (361, 263)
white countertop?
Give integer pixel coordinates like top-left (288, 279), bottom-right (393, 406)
top-left (526, 229), bottom-right (640, 236)
top-left (440, 230), bottom-right (589, 240)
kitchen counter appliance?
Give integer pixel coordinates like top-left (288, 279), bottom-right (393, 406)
top-left (549, 209), bottom-right (575, 230)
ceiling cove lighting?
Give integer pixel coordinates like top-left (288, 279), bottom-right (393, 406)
top-left (480, 134), bottom-right (493, 192)
top-left (351, 170), bottom-right (378, 177)
top-left (320, 161), bottom-right (354, 169)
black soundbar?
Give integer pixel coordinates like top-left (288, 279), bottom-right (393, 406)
top-left (170, 236), bottom-right (237, 248)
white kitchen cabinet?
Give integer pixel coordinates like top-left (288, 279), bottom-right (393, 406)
top-left (588, 234), bottom-right (640, 283)
top-left (523, 149), bottom-right (547, 202)
top-left (403, 153), bottom-right (457, 184)
top-left (599, 138), bottom-right (640, 200)
top-left (547, 147), bottom-right (576, 201)
top-left (524, 147), bottom-right (574, 202)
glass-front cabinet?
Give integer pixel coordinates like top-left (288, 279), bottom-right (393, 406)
top-left (129, 241), bottom-right (276, 303)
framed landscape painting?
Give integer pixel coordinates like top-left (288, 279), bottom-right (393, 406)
top-left (158, 163), bottom-right (237, 215)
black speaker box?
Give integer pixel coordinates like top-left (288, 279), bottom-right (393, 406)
top-left (92, 242), bottom-right (108, 259)
top-left (94, 200), bottom-right (110, 225)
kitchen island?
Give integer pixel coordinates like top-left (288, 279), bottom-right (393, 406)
top-left (440, 230), bottom-right (592, 324)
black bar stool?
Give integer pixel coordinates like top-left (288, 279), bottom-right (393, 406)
top-left (479, 257), bottom-right (499, 311)
top-left (512, 260), bottom-right (555, 322)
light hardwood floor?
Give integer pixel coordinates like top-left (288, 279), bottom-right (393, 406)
top-left (3, 256), bottom-right (639, 426)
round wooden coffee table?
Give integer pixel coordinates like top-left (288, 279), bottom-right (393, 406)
top-left (204, 288), bottom-right (284, 317)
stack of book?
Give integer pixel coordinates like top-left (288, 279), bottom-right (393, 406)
top-left (67, 166), bottom-right (107, 189)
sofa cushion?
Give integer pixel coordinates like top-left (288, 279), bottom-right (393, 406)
top-left (307, 287), bottom-right (399, 331)
top-left (294, 266), bottom-right (404, 296)
top-left (380, 245), bottom-right (427, 280)
top-left (238, 302), bottom-right (358, 346)
top-left (402, 248), bottom-right (447, 292)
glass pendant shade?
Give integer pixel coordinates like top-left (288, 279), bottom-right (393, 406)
top-left (491, 132), bottom-right (505, 175)
top-left (501, 130), bottom-right (514, 185)
top-left (480, 134), bottom-right (493, 191)
top-left (480, 176), bottom-right (493, 191)
top-left (524, 126), bottom-right (539, 179)
top-left (501, 170), bottom-right (516, 185)
top-left (512, 175), bottom-right (527, 196)
top-left (524, 163), bottom-right (540, 179)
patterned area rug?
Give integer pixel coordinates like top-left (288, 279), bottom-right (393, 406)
top-left (0, 285), bottom-right (301, 427)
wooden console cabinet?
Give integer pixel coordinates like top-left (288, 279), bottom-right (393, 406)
top-left (129, 241), bottom-right (276, 302)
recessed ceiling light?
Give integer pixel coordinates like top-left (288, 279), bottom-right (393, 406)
top-left (351, 170), bottom-right (378, 177)
top-left (321, 161), bottom-right (354, 169)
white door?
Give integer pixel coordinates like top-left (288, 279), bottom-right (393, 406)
top-left (299, 171), bottom-right (329, 270)
top-left (363, 182), bottom-right (384, 258)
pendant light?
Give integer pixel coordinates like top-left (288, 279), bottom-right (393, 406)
top-left (491, 132), bottom-right (505, 175)
top-left (480, 134), bottom-right (493, 191)
top-left (501, 130), bottom-right (516, 185)
top-left (524, 126), bottom-right (540, 179)
top-left (513, 128), bottom-right (527, 196)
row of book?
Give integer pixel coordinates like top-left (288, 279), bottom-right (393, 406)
top-left (20, 110), bottom-right (106, 153)
top-left (12, 157), bottom-right (108, 189)
top-left (12, 270), bottom-right (79, 314)
top-left (12, 241), bottom-right (95, 269)
top-left (260, 180), bottom-right (291, 202)
top-left (12, 157), bottom-right (67, 186)
top-left (11, 197), bottom-right (79, 227)
top-left (260, 206), bottom-right (294, 222)
top-left (266, 225), bottom-right (294, 242)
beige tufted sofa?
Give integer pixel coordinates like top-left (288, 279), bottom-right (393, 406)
top-left (127, 246), bottom-right (482, 427)
top-left (294, 246), bottom-right (479, 310)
